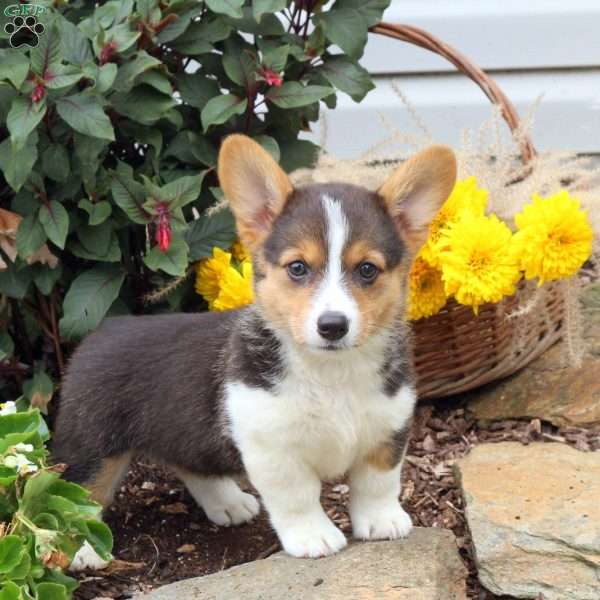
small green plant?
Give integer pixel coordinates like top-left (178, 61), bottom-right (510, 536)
top-left (0, 401), bottom-right (111, 599)
top-left (0, 0), bottom-right (390, 403)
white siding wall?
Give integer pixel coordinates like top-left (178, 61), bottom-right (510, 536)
top-left (308, 0), bottom-right (600, 158)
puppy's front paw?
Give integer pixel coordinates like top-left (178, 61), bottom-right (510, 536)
top-left (279, 518), bottom-right (347, 558)
top-left (69, 541), bottom-right (111, 572)
top-left (204, 490), bottom-right (261, 527)
top-left (351, 502), bottom-right (412, 541)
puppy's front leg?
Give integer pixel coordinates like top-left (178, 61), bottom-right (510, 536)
top-left (349, 429), bottom-right (412, 541)
top-left (244, 449), bottom-right (347, 558)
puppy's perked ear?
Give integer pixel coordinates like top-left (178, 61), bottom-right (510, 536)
top-left (378, 145), bottom-right (457, 254)
top-left (218, 135), bottom-right (293, 251)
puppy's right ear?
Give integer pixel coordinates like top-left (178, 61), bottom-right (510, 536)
top-left (218, 135), bottom-right (293, 252)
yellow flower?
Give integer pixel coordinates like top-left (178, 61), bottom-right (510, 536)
top-left (231, 240), bottom-right (250, 262)
top-left (421, 177), bottom-right (488, 265)
top-left (512, 191), bottom-right (593, 285)
top-left (438, 213), bottom-right (520, 313)
top-left (407, 254), bottom-right (447, 320)
top-left (212, 261), bottom-right (254, 311)
top-left (195, 247), bottom-right (232, 308)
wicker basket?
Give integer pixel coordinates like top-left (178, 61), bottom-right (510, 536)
top-left (370, 22), bottom-right (565, 399)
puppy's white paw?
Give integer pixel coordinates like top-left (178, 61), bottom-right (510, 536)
top-left (69, 541), bottom-right (111, 572)
top-left (204, 490), bottom-right (260, 527)
top-left (279, 518), bottom-right (347, 558)
top-left (351, 502), bottom-right (412, 541)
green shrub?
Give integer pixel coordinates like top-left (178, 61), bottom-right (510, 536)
top-left (0, 0), bottom-right (388, 399)
top-left (0, 401), bottom-right (111, 599)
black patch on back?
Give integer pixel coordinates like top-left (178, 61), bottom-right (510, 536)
top-left (52, 311), bottom-right (246, 480)
top-left (226, 309), bottom-right (285, 390)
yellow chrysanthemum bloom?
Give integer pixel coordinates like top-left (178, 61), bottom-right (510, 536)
top-left (195, 247), bottom-right (232, 308)
top-left (212, 261), bottom-right (254, 311)
top-left (230, 240), bottom-right (250, 262)
top-left (512, 191), bottom-right (593, 285)
top-left (407, 254), bottom-right (448, 321)
top-left (421, 176), bottom-right (488, 265)
top-left (438, 213), bottom-right (520, 314)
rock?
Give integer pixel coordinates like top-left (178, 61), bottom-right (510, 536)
top-left (466, 282), bottom-right (600, 429)
top-left (456, 442), bottom-right (600, 600)
top-left (137, 528), bottom-right (467, 600)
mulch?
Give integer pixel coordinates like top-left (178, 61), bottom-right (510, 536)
top-left (74, 395), bottom-right (600, 600)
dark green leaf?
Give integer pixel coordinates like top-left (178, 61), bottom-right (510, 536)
top-left (79, 199), bottom-right (112, 226)
top-left (0, 261), bottom-right (32, 299)
top-left (337, 0), bottom-right (391, 27)
top-left (59, 17), bottom-right (93, 66)
top-left (161, 174), bottom-right (205, 210)
top-left (59, 265), bottom-right (125, 339)
top-left (0, 51), bottom-right (29, 89)
top-left (111, 161), bottom-right (150, 224)
top-left (7, 96), bottom-right (46, 151)
top-left (177, 73), bottom-right (220, 109)
top-left (82, 63), bottom-right (118, 94)
top-left (206, 0), bottom-right (244, 19)
top-left (31, 22), bottom-right (61, 76)
top-left (16, 214), bottom-right (46, 260)
top-left (0, 581), bottom-right (21, 600)
top-left (253, 134), bottom-right (280, 162)
top-left (262, 44), bottom-right (289, 72)
top-left (113, 51), bottom-right (162, 93)
top-left (253, 0), bottom-right (287, 22)
top-left (156, 5), bottom-right (204, 43)
top-left (77, 222), bottom-right (112, 256)
top-left (111, 86), bottom-right (176, 125)
top-left (144, 237), bottom-right (189, 276)
top-left (42, 144), bottom-right (70, 182)
top-left (164, 131), bottom-right (217, 167)
top-left (32, 263), bottom-right (62, 295)
top-left (201, 94), bottom-right (247, 131)
top-left (44, 65), bottom-right (83, 90)
top-left (39, 201), bottom-right (69, 249)
top-left (318, 55), bottom-right (374, 102)
top-left (222, 46), bottom-right (257, 88)
top-left (314, 9), bottom-right (369, 59)
top-left (226, 9), bottom-right (284, 35)
top-left (56, 94), bottom-right (115, 141)
top-left (279, 138), bottom-right (320, 172)
top-left (0, 333), bottom-right (14, 362)
top-left (266, 82), bottom-right (333, 108)
top-left (137, 71), bottom-right (172, 95)
top-left (0, 132), bottom-right (38, 193)
top-left (186, 209), bottom-right (237, 260)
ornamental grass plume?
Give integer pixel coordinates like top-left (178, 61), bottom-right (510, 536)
top-left (512, 191), bottom-right (593, 285)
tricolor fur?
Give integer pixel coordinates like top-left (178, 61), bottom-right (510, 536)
top-left (53, 135), bottom-right (456, 564)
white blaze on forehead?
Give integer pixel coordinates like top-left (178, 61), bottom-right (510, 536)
top-left (304, 195), bottom-right (360, 347)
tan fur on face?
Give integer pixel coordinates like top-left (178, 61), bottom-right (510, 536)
top-left (255, 257), bottom-right (320, 345)
top-left (378, 145), bottom-right (457, 254)
top-left (279, 240), bottom-right (326, 271)
top-left (343, 241), bottom-right (410, 344)
top-left (218, 135), bottom-right (293, 252)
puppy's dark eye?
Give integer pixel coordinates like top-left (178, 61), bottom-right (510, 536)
top-left (358, 262), bottom-right (379, 282)
top-left (287, 260), bottom-right (308, 280)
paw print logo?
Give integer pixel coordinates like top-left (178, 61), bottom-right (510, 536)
top-left (5, 15), bottom-right (45, 49)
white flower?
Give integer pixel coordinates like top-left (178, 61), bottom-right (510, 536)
top-left (13, 443), bottom-right (33, 453)
top-left (0, 402), bottom-right (17, 416)
top-left (4, 453), bottom-right (38, 475)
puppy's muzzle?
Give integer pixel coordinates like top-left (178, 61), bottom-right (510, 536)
top-left (317, 311), bottom-right (349, 342)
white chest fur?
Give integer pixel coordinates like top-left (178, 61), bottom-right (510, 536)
top-left (225, 337), bottom-right (415, 481)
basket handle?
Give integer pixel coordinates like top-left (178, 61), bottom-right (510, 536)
top-left (369, 22), bottom-right (537, 165)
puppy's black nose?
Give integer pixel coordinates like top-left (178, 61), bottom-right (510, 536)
top-left (317, 312), bottom-right (349, 341)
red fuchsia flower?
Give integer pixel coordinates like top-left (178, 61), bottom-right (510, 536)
top-left (259, 66), bottom-right (283, 87)
top-left (99, 41), bottom-right (118, 66)
top-left (31, 83), bottom-right (45, 103)
top-left (155, 204), bottom-right (172, 253)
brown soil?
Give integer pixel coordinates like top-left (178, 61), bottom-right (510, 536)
top-left (74, 396), bottom-right (600, 600)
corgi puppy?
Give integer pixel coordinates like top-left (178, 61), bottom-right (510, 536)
top-left (52, 135), bottom-right (456, 565)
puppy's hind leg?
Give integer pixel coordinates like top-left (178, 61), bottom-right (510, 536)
top-left (173, 467), bottom-right (260, 527)
top-left (69, 453), bottom-right (132, 573)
